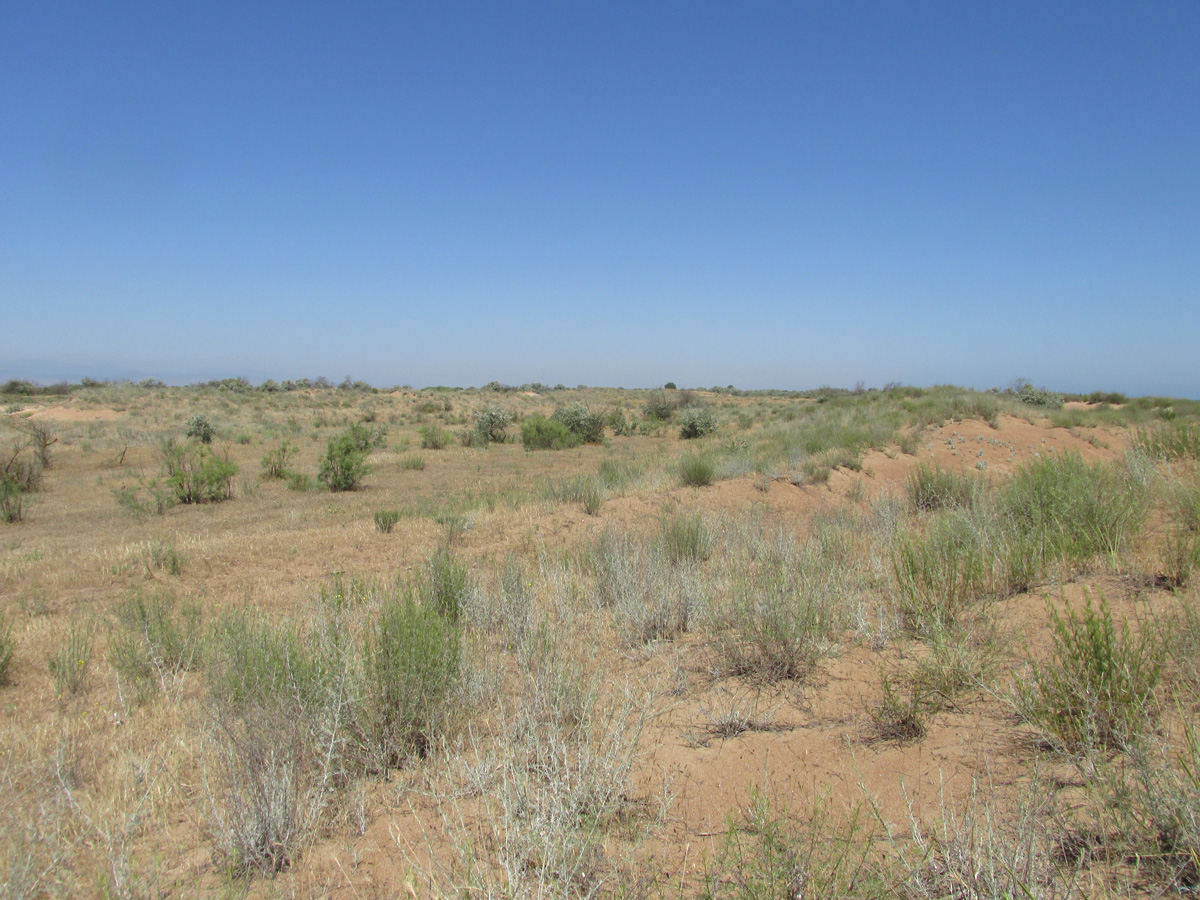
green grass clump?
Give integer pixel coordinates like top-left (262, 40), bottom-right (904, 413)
top-left (1000, 452), bottom-right (1148, 567)
top-left (893, 513), bottom-right (989, 637)
top-left (420, 547), bottom-right (469, 623)
top-left (719, 549), bottom-right (831, 682)
top-left (1018, 591), bottom-right (1162, 752)
top-left (109, 590), bottom-right (202, 700)
top-left (1133, 422), bottom-right (1200, 460)
top-left (399, 453), bottom-right (425, 470)
top-left (701, 789), bottom-right (882, 900)
top-left (0, 613), bottom-right (14, 685)
top-left (49, 622), bottom-right (93, 697)
top-left (680, 452), bottom-right (716, 486)
top-left (659, 511), bottom-right (712, 564)
top-left (907, 463), bottom-right (982, 512)
top-left (374, 509), bottom-right (400, 534)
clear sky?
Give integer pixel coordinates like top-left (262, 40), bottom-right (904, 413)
top-left (3, 2), bottom-right (1198, 396)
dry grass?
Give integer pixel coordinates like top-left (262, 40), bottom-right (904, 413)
top-left (0, 383), bottom-right (1197, 897)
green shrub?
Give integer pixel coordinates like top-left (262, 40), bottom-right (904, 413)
top-left (678, 406), bottom-right (718, 439)
top-left (643, 389), bottom-right (675, 421)
top-left (1016, 385), bottom-right (1064, 409)
top-left (606, 406), bottom-right (635, 436)
top-left (369, 587), bottom-right (461, 763)
top-left (185, 413), bottom-right (216, 444)
top-left (161, 438), bottom-right (238, 503)
top-left (0, 443), bottom-right (42, 522)
top-left (286, 471), bottom-right (313, 492)
top-left (0, 470), bottom-right (27, 523)
top-left (345, 421), bottom-right (387, 452)
top-left (521, 413), bottom-right (580, 450)
top-left (1018, 591), bottom-right (1162, 752)
top-left (374, 510), bottom-right (400, 534)
top-left (680, 452), bottom-right (716, 486)
top-left (418, 424), bottom-right (453, 450)
top-left (470, 405), bottom-right (512, 445)
top-left (551, 402), bottom-right (605, 443)
top-left (260, 440), bottom-right (297, 480)
top-left (318, 429), bottom-right (372, 491)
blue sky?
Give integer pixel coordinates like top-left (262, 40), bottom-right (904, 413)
top-left (3, 3), bottom-right (1197, 396)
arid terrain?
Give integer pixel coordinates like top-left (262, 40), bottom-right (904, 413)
top-left (2, 381), bottom-right (1199, 899)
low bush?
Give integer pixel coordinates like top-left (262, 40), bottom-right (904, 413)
top-left (470, 405), bottom-right (512, 446)
top-left (521, 413), bottom-right (580, 450)
top-left (551, 402), bottom-right (605, 443)
top-left (1018, 591), bottom-right (1162, 752)
top-left (1, 442), bottom-right (43, 522)
top-left (260, 440), bottom-right (297, 480)
top-left (399, 453), bottom-right (425, 470)
top-left (369, 586), bottom-right (462, 763)
top-left (678, 406), bottom-right (718, 439)
top-left (643, 389), bottom-right (675, 421)
top-left (606, 406), bottom-right (635, 436)
top-left (161, 438), bottom-right (238, 503)
top-left (1016, 385), bottom-right (1064, 409)
top-left (318, 428), bottom-right (372, 491)
top-left (418, 424), bottom-right (453, 450)
top-left (185, 413), bottom-right (216, 444)
top-left (286, 471), bottom-right (313, 492)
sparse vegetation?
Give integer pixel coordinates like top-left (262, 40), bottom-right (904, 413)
top-left (2, 381), bottom-right (1199, 896)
